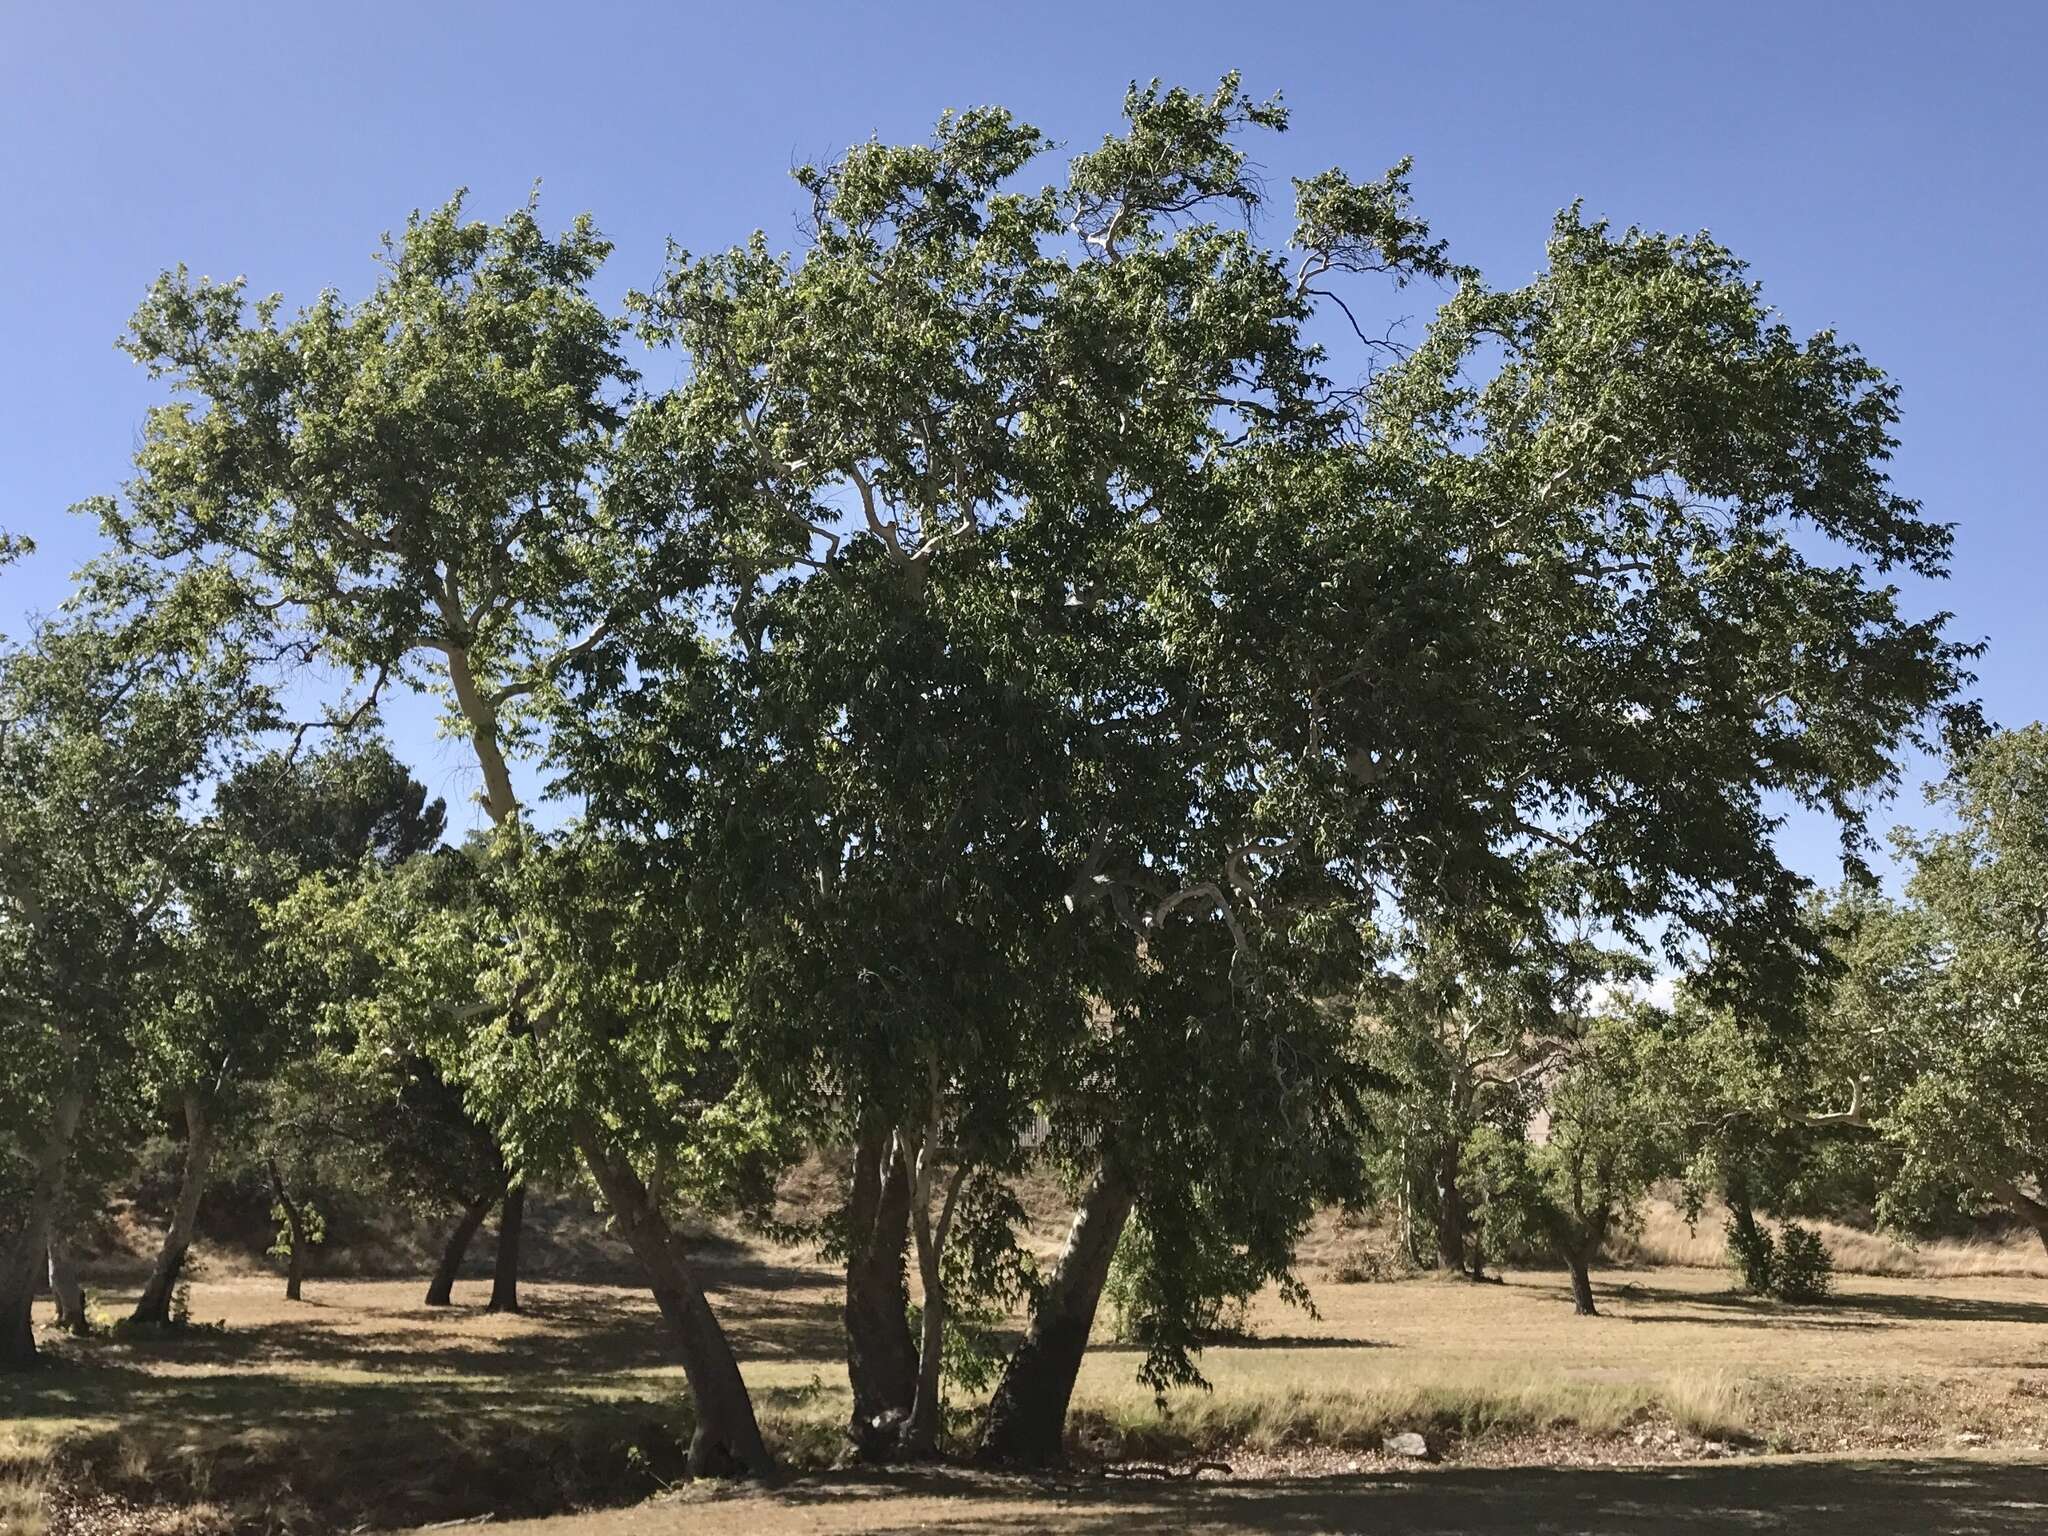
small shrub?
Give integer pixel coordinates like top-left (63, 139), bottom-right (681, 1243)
top-left (622, 1442), bottom-right (676, 1494)
top-left (1726, 1214), bottom-right (1833, 1302)
top-left (1773, 1224), bottom-right (1834, 1302)
top-left (1331, 1235), bottom-right (1420, 1285)
top-left (942, 1297), bottom-right (1018, 1396)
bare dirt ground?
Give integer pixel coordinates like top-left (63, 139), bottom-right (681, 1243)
top-left (469, 1458), bottom-right (2048, 1536)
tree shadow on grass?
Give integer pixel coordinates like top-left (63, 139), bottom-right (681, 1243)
top-left (4, 1359), bottom-right (618, 1432)
top-left (1089, 1335), bottom-right (1392, 1354)
top-left (4, 1290), bottom-right (846, 1536)
top-left (1609, 1308), bottom-right (1893, 1331)
top-left (1606, 1280), bottom-right (2048, 1329)
top-left (1809, 1287), bottom-right (2048, 1326)
top-left (6, 1277), bottom-right (852, 1443)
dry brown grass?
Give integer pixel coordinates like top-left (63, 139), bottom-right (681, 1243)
top-left (2, 1424), bottom-right (52, 1536)
top-left (1086, 1261), bottom-right (2048, 1462)
top-left (9, 1246), bottom-right (2048, 1533)
top-left (1615, 1197), bottom-right (2048, 1279)
top-left (1, 1271), bottom-right (846, 1535)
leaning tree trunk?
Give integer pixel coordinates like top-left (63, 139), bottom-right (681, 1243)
top-left (1991, 1179), bottom-right (2048, 1257)
top-left (1, 1070), bottom-right (85, 1370)
top-left (1566, 1250), bottom-right (1599, 1316)
top-left (843, 1127), bottom-right (919, 1457)
top-left (576, 1128), bottom-right (774, 1479)
top-left (430, 685), bottom-right (769, 1475)
top-left (47, 1236), bottom-right (86, 1334)
top-left (1726, 1172), bottom-right (1772, 1291)
top-left (487, 1182), bottom-right (524, 1314)
top-left (267, 1161), bottom-right (310, 1302)
top-left (976, 1162), bottom-right (1134, 1467)
top-left (426, 1195), bottom-right (494, 1307)
top-left (131, 1091), bottom-right (215, 1326)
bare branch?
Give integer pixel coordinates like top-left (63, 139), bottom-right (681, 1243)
top-left (1799, 1077), bottom-right (1872, 1130)
top-left (487, 620), bottom-right (612, 708)
top-left (844, 463), bottom-right (908, 564)
top-left (278, 662), bottom-right (391, 761)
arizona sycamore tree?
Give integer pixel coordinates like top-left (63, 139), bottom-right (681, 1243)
top-left (97, 74), bottom-right (1971, 1465)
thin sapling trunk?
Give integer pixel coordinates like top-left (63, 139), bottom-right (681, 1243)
top-left (48, 1236), bottom-right (87, 1334)
top-left (901, 1129), bottom-right (967, 1458)
top-left (267, 1160), bottom-right (311, 1302)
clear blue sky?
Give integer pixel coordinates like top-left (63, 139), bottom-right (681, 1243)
top-left (4, 1), bottom-right (2042, 874)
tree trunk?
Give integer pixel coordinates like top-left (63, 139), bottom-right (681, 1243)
top-left (47, 1236), bottom-right (86, 1334)
top-left (1434, 1140), bottom-right (1468, 1275)
top-left (577, 1128), bottom-right (774, 1479)
top-left (904, 1244), bottom-right (947, 1456)
top-left (267, 1161), bottom-right (310, 1302)
top-left (1726, 1172), bottom-right (1772, 1292)
top-left (487, 1182), bottom-right (524, 1314)
top-left (1, 1069), bottom-right (85, 1370)
top-left (976, 1162), bottom-right (1134, 1467)
top-left (843, 1128), bottom-right (919, 1456)
top-left (131, 1091), bottom-right (214, 1326)
top-left (1566, 1251), bottom-right (1598, 1316)
top-left (902, 1159), bottom-right (967, 1457)
top-left (426, 1196), bottom-right (493, 1307)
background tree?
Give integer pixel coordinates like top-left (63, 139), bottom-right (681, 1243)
top-left (0, 565), bottom-right (270, 1366)
top-left (128, 737), bottom-right (446, 1325)
top-left (1475, 1009), bottom-right (1679, 1315)
top-left (363, 1058), bottom-right (521, 1312)
top-left (1802, 728), bottom-right (2048, 1252)
top-left (1659, 950), bottom-right (1882, 1297)
top-left (1361, 907), bottom-right (1625, 1277)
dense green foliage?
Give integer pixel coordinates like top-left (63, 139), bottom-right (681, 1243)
top-left (2, 73), bottom-right (2023, 1488)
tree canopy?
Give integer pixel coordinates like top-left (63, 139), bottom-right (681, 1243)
top-left (1, 75), bottom-right (1992, 1485)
